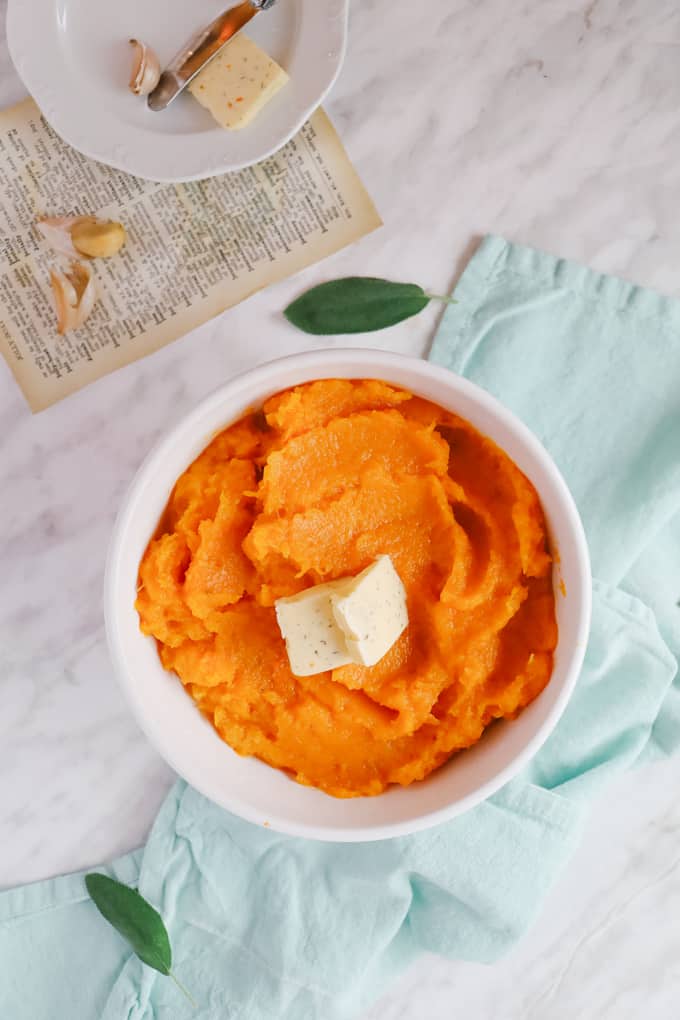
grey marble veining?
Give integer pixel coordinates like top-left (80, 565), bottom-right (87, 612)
top-left (1, 1), bottom-right (679, 1017)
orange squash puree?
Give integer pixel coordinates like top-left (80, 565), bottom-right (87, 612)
top-left (136, 379), bottom-right (557, 798)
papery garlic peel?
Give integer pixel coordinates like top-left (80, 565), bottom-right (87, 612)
top-left (37, 217), bottom-right (93, 260)
top-left (129, 39), bottom-right (161, 96)
top-left (50, 261), bottom-right (96, 334)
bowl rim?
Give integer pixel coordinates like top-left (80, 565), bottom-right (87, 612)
top-left (105, 348), bottom-right (592, 841)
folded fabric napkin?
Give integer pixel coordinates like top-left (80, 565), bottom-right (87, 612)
top-left (2, 236), bottom-right (679, 1020)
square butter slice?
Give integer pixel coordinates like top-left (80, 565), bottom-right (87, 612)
top-left (188, 34), bottom-right (289, 130)
top-left (331, 556), bottom-right (408, 668)
top-left (275, 580), bottom-right (354, 678)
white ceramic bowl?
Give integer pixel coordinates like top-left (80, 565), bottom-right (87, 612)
top-left (105, 349), bottom-right (591, 841)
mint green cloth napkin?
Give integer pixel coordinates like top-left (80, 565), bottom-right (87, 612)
top-left (1, 236), bottom-right (678, 1020)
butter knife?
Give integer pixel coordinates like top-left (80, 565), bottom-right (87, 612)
top-left (148, 0), bottom-right (278, 112)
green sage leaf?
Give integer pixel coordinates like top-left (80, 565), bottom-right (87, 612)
top-left (85, 873), bottom-right (172, 975)
top-left (284, 277), bottom-right (431, 334)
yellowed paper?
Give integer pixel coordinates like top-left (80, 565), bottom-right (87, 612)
top-left (0, 99), bottom-right (381, 411)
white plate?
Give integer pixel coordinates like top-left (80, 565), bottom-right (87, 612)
top-left (6, 0), bottom-right (349, 181)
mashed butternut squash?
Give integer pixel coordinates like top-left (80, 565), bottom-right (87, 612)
top-left (136, 379), bottom-right (557, 797)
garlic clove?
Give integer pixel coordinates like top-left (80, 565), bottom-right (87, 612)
top-left (37, 215), bottom-right (126, 260)
top-left (71, 219), bottom-right (126, 258)
top-left (50, 261), bottom-right (97, 334)
top-left (129, 38), bottom-right (161, 96)
top-left (37, 216), bottom-right (96, 259)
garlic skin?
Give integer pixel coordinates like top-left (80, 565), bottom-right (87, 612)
top-left (36, 216), bottom-right (92, 259)
top-left (129, 39), bottom-right (161, 96)
top-left (37, 215), bottom-right (126, 259)
top-left (50, 261), bottom-right (97, 335)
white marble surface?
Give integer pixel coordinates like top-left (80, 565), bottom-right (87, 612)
top-left (1, 0), bottom-right (679, 1016)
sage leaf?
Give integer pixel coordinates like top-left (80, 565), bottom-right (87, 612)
top-left (86, 874), bottom-right (197, 1006)
top-left (85, 873), bottom-right (172, 975)
top-left (284, 277), bottom-right (431, 334)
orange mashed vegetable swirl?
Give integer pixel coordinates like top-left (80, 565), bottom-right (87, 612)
top-left (136, 379), bottom-right (557, 798)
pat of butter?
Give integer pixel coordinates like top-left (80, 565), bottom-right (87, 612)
top-left (188, 34), bottom-right (289, 130)
top-left (275, 557), bottom-right (408, 677)
top-left (331, 556), bottom-right (409, 667)
top-left (275, 580), bottom-right (355, 677)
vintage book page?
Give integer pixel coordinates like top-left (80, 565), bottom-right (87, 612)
top-left (0, 99), bottom-right (381, 411)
